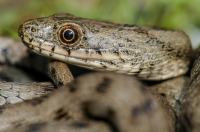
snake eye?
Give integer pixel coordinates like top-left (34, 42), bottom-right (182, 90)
top-left (58, 24), bottom-right (82, 47)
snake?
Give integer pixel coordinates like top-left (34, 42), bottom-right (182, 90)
top-left (178, 48), bottom-right (200, 132)
top-left (0, 13), bottom-right (195, 131)
top-left (18, 13), bottom-right (192, 80)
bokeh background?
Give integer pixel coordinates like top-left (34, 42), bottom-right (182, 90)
top-left (0, 0), bottom-right (200, 47)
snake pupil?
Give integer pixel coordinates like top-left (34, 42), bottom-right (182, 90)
top-left (64, 30), bottom-right (74, 40)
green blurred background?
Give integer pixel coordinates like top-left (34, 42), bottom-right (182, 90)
top-left (0, 0), bottom-right (200, 47)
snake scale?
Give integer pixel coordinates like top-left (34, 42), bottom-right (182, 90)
top-left (0, 13), bottom-right (197, 131)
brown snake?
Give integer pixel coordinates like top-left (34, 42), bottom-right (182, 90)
top-left (0, 13), bottom-right (195, 131)
top-left (18, 13), bottom-right (192, 80)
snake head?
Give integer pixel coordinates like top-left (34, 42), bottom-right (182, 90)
top-left (18, 13), bottom-right (135, 72)
top-left (18, 13), bottom-right (192, 80)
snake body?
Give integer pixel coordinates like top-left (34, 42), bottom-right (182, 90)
top-left (0, 73), bottom-right (173, 132)
top-left (178, 50), bottom-right (200, 131)
top-left (0, 82), bottom-right (55, 105)
top-left (0, 13), bottom-right (194, 131)
top-left (18, 13), bottom-right (192, 80)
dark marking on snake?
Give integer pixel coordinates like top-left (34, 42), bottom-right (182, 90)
top-left (149, 63), bottom-right (155, 67)
top-left (160, 93), bottom-right (167, 97)
top-left (132, 99), bottom-right (154, 117)
top-left (51, 45), bottom-right (55, 52)
top-left (67, 49), bottom-right (71, 56)
top-left (29, 38), bottom-right (33, 43)
top-left (156, 39), bottom-right (164, 44)
top-left (177, 100), bottom-right (181, 105)
top-left (108, 61), bottom-right (116, 66)
top-left (123, 50), bottom-right (130, 55)
top-left (167, 48), bottom-right (174, 52)
top-left (51, 67), bottom-right (56, 75)
top-left (85, 49), bottom-right (89, 54)
top-left (71, 122), bottom-right (89, 128)
top-left (107, 108), bottom-right (115, 117)
top-left (145, 38), bottom-right (154, 44)
top-left (120, 59), bottom-right (125, 63)
top-left (118, 28), bottom-right (123, 31)
top-left (25, 122), bottom-right (47, 132)
top-left (100, 25), bottom-right (106, 28)
top-left (39, 47), bottom-right (42, 53)
top-left (58, 81), bottom-right (64, 86)
top-left (30, 44), bottom-right (34, 50)
top-left (112, 50), bottom-right (119, 56)
top-left (182, 114), bottom-right (194, 130)
top-left (41, 95), bottom-right (49, 99)
top-left (44, 87), bottom-right (56, 91)
top-left (100, 62), bottom-right (107, 68)
top-left (82, 30), bottom-right (86, 34)
top-left (123, 24), bottom-right (135, 28)
top-left (134, 28), bottom-right (148, 34)
top-left (102, 65), bottom-right (107, 68)
top-left (96, 77), bottom-right (112, 93)
top-left (67, 79), bottom-right (79, 92)
top-left (53, 24), bottom-right (57, 30)
top-left (83, 101), bottom-right (119, 132)
top-left (96, 50), bottom-right (102, 56)
top-left (49, 52), bottom-right (53, 57)
top-left (83, 36), bottom-right (87, 40)
top-left (30, 99), bottom-right (43, 105)
top-left (125, 38), bottom-right (132, 42)
top-left (29, 95), bottom-right (48, 106)
top-left (54, 108), bottom-right (70, 120)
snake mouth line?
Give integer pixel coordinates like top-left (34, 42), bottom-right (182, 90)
top-left (31, 42), bottom-right (181, 80)
top-left (29, 44), bottom-right (109, 70)
top-left (29, 44), bottom-right (145, 74)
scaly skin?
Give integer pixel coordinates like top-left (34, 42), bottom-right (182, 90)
top-left (0, 73), bottom-right (173, 132)
top-left (178, 51), bottom-right (200, 132)
top-left (0, 13), bottom-right (192, 131)
top-left (0, 82), bottom-right (55, 105)
top-left (18, 13), bottom-right (192, 80)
